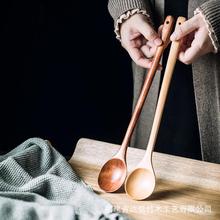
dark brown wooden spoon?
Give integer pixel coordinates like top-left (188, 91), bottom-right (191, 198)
top-left (98, 16), bottom-right (174, 192)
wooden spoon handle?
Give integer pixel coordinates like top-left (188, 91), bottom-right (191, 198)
top-left (118, 16), bottom-right (174, 157)
top-left (143, 17), bottom-right (186, 163)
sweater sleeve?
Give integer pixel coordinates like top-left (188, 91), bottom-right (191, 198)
top-left (108, 0), bottom-right (152, 26)
top-left (196, 0), bottom-right (220, 52)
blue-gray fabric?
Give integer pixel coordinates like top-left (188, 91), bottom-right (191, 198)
top-left (0, 138), bottom-right (130, 220)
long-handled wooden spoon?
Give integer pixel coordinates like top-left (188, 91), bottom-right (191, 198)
top-left (125, 16), bottom-right (186, 200)
top-left (98, 16), bottom-right (174, 193)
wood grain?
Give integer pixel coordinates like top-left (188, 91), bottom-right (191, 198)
top-left (69, 138), bottom-right (220, 220)
top-left (120, 16), bottom-right (174, 152)
top-left (145, 17), bottom-right (186, 158)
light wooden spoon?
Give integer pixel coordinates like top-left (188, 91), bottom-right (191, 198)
top-left (125, 17), bottom-right (186, 200)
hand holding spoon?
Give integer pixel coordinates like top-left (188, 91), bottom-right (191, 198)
top-left (98, 16), bottom-right (174, 192)
top-left (125, 17), bottom-right (186, 200)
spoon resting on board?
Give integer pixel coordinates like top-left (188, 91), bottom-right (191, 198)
top-left (125, 16), bottom-right (186, 200)
top-left (98, 16), bottom-right (174, 193)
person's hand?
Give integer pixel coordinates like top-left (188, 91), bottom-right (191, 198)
top-left (120, 14), bottom-right (162, 68)
top-left (170, 13), bottom-right (215, 64)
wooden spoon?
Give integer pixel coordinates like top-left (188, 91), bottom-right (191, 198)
top-left (125, 17), bottom-right (186, 200)
top-left (98, 16), bottom-right (174, 192)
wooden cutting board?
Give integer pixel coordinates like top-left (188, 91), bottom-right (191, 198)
top-left (69, 138), bottom-right (220, 220)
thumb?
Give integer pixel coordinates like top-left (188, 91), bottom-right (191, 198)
top-left (137, 22), bottom-right (162, 46)
top-left (170, 16), bottom-right (198, 41)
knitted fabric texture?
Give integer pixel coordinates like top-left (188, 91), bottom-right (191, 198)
top-left (108, 0), bottom-right (220, 51)
top-left (196, 0), bottom-right (220, 52)
top-left (108, 0), bottom-right (147, 25)
top-left (114, 9), bottom-right (150, 40)
top-left (0, 138), bottom-right (130, 220)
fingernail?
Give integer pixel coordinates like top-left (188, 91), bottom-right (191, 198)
top-left (154, 38), bottom-right (162, 46)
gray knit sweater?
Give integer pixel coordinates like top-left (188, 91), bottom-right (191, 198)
top-left (0, 138), bottom-right (129, 220)
top-left (108, 0), bottom-right (220, 50)
top-left (107, 0), bottom-right (220, 163)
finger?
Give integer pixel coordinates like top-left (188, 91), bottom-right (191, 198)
top-left (178, 42), bottom-right (201, 64)
top-left (141, 46), bottom-right (156, 58)
top-left (170, 16), bottom-right (198, 41)
top-left (148, 41), bottom-right (157, 56)
top-left (179, 35), bottom-right (190, 52)
top-left (140, 45), bottom-right (152, 58)
top-left (146, 40), bottom-right (157, 48)
top-left (126, 46), bottom-right (152, 68)
top-left (137, 22), bottom-right (162, 46)
top-left (179, 31), bottom-right (195, 52)
top-left (122, 34), bottom-right (142, 49)
top-left (179, 40), bottom-right (188, 53)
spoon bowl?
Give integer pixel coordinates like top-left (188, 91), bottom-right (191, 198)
top-left (125, 168), bottom-right (156, 200)
top-left (98, 16), bottom-right (174, 193)
top-left (98, 158), bottom-right (126, 192)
